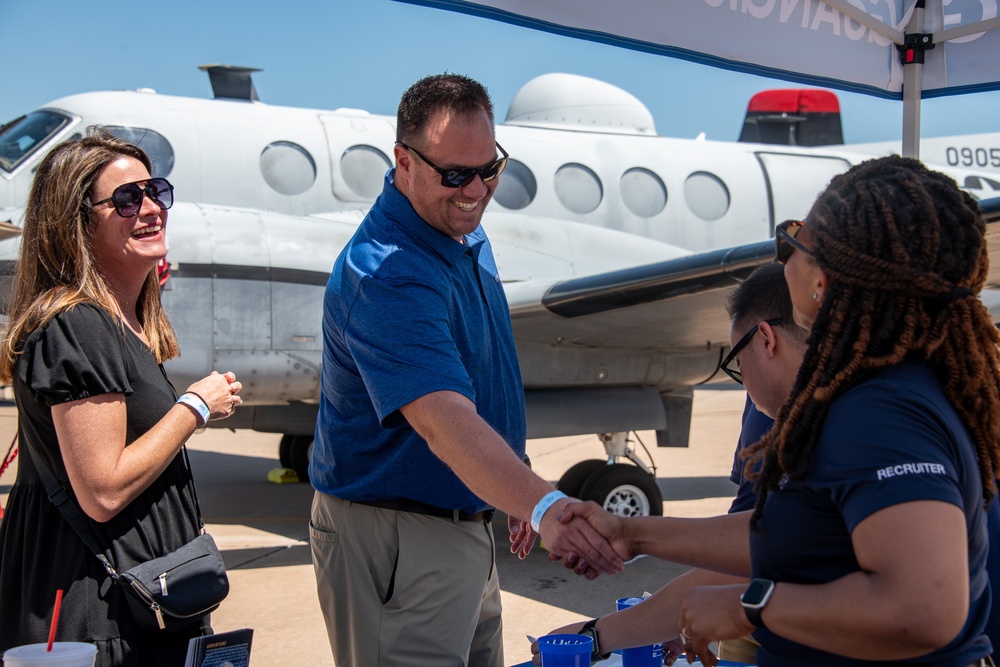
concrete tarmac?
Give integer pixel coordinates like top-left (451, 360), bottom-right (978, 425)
top-left (0, 387), bottom-right (746, 666)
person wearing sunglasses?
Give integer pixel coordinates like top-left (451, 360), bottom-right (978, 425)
top-left (557, 157), bottom-right (999, 667)
top-left (0, 128), bottom-right (243, 666)
top-left (532, 263), bottom-right (808, 666)
top-left (309, 73), bottom-right (622, 667)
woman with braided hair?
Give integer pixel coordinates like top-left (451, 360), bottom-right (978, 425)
top-left (554, 156), bottom-right (999, 667)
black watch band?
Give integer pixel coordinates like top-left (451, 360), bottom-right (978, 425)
top-left (740, 578), bottom-right (775, 630)
top-left (743, 604), bottom-right (766, 629)
top-left (579, 617), bottom-right (611, 662)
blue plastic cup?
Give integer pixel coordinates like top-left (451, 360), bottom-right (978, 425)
top-left (616, 597), bottom-right (665, 667)
top-left (537, 633), bottom-right (593, 667)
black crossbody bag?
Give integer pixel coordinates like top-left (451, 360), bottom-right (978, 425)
top-left (26, 440), bottom-right (230, 632)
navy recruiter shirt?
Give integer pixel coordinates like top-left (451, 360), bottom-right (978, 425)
top-left (750, 361), bottom-right (991, 667)
top-left (310, 170), bottom-right (527, 515)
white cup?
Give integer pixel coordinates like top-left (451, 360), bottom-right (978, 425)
top-left (3, 642), bottom-right (96, 667)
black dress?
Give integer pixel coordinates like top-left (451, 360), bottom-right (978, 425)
top-left (0, 304), bottom-right (210, 666)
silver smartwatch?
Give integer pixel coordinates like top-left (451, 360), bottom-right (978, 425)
top-left (740, 578), bottom-right (775, 629)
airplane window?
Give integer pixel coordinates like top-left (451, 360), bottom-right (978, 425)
top-left (621, 168), bottom-right (667, 217)
top-left (261, 141), bottom-right (317, 196)
top-left (340, 145), bottom-right (391, 200)
top-left (0, 110), bottom-right (71, 173)
top-left (554, 163), bottom-right (603, 214)
top-left (493, 159), bottom-right (536, 210)
top-left (105, 126), bottom-right (175, 178)
top-left (684, 171), bottom-right (730, 221)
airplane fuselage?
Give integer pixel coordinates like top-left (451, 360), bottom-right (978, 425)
top-left (1, 75), bottom-right (996, 448)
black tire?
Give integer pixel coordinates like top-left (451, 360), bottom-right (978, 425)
top-left (278, 434), bottom-right (313, 483)
top-left (556, 459), bottom-right (608, 498)
top-left (579, 463), bottom-right (663, 517)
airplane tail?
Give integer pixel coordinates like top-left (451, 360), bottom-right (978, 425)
top-left (739, 89), bottom-right (844, 147)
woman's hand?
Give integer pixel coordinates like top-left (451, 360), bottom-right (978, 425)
top-left (186, 370), bottom-right (242, 421)
top-left (677, 584), bottom-right (752, 667)
top-left (547, 501), bottom-right (633, 577)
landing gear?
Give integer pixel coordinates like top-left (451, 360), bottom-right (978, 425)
top-left (580, 463), bottom-right (662, 517)
top-left (554, 432), bottom-right (663, 517)
top-left (278, 434), bottom-right (313, 483)
top-left (555, 459), bottom-right (608, 498)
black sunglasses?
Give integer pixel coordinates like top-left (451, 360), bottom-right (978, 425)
top-left (721, 317), bottom-right (782, 385)
top-left (775, 220), bottom-right (818, 264)
top-left (92, 177), bottom-right (174, 218)
top-left (397, 141), bottom-right (509, 188)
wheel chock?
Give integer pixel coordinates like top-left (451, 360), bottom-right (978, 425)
top-left (267, 467), bottom-right (300, 484)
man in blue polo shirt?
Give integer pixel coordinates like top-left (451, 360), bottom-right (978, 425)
top-left (309, 73), bottom-right (623, 667)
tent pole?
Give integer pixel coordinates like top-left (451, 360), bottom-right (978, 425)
top-left (900, 2), bottom-right (926, 160)
top-left (902, 64), bottom-right (921, 160)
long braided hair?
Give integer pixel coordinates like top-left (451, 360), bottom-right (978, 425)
top-left (744, 155), bottom-right (1000, 525)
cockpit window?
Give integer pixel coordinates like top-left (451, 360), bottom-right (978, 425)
top-left (0, 110), bottom-right (71, 172)
top-left (104, 126), bottom-right (175, 178)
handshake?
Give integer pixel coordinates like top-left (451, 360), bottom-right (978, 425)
top-left (509, 491), bottom-right (636, 579)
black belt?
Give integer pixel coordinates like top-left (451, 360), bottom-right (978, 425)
top-left (353, 498), bottom-right (494, 522)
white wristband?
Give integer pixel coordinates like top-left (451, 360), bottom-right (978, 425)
top-left (531, 490), bottom-right (568, 532)
top-left (177, 392), bottom-right (210, 426)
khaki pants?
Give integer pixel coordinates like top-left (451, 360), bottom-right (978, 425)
top-left (310, 492), bottom-right (503, 667)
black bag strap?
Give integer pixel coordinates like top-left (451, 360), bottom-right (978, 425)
top-left (21, 436), bottom-right (121, 579)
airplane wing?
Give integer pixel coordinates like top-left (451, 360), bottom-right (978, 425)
top-left (508, 193), bottom-right (1000, 387)
top-left (0, 213), bottom-right (21, 242)
top-left (507, 240), bottom-right (773, 354)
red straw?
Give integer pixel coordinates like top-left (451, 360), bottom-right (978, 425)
top-left (46, 589), bottom-right (63, 651)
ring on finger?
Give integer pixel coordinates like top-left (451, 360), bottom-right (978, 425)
top-left (679, 628), bottom-right (691, 644)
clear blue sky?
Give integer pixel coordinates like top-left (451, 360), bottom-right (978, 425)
top-left (1, 0), bottom-right (997, 144)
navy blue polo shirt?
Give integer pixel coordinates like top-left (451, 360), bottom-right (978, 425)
top-left (730, 396), bottom-right (773, 514)
top-left (310, 170), bottom-right (526, 514)
top-left (750, 361), bottom-right (990, 666)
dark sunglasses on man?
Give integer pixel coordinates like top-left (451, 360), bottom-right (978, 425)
top-left (775, 220), bottom-right (818, 264)
top-left (92, 177), bottom-right (174, 218)
top-left (397, 141), bottom-right (509, 188)
top-left (720, 317), bottom-right (783, 384)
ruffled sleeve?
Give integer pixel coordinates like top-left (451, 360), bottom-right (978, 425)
top-left (17, 304), bottom-right (133, 406)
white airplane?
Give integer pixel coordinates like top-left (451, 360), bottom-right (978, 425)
top-left (1, 66), bottom-right (997, 516)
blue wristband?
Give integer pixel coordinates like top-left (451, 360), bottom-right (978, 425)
top-left (531, 490), bottom-right (568, 532)
top-left (177, 392), bottom-right (210, 426)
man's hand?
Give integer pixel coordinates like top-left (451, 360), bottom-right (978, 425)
top-left (661, 637), bottom-right (686, 665)
top-left (509, 514), bottom-right (537, 559)
top-left (548, 500), bottom-right (634, 578)
top-left (538, 499), bottom-right (625, 577)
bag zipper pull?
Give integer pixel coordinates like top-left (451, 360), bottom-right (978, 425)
top-left (152, 601), bottom-right (165, 630)
top-left (158, 572), bottom-right (168, 596)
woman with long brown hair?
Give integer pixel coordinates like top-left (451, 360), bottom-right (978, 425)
top-left (0, 128), bottom-right (243, 666)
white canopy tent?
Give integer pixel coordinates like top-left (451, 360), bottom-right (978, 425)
top-left (396, 0), bottom-right (1000, 158)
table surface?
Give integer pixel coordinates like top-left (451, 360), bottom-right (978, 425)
top-left (511, 656), bottom-right (754, 666)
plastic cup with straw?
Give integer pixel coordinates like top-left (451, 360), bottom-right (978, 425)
top-left (2, 588), bottom-right (97, 666)
top-left (47, 589), bottom-right (63, 652)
